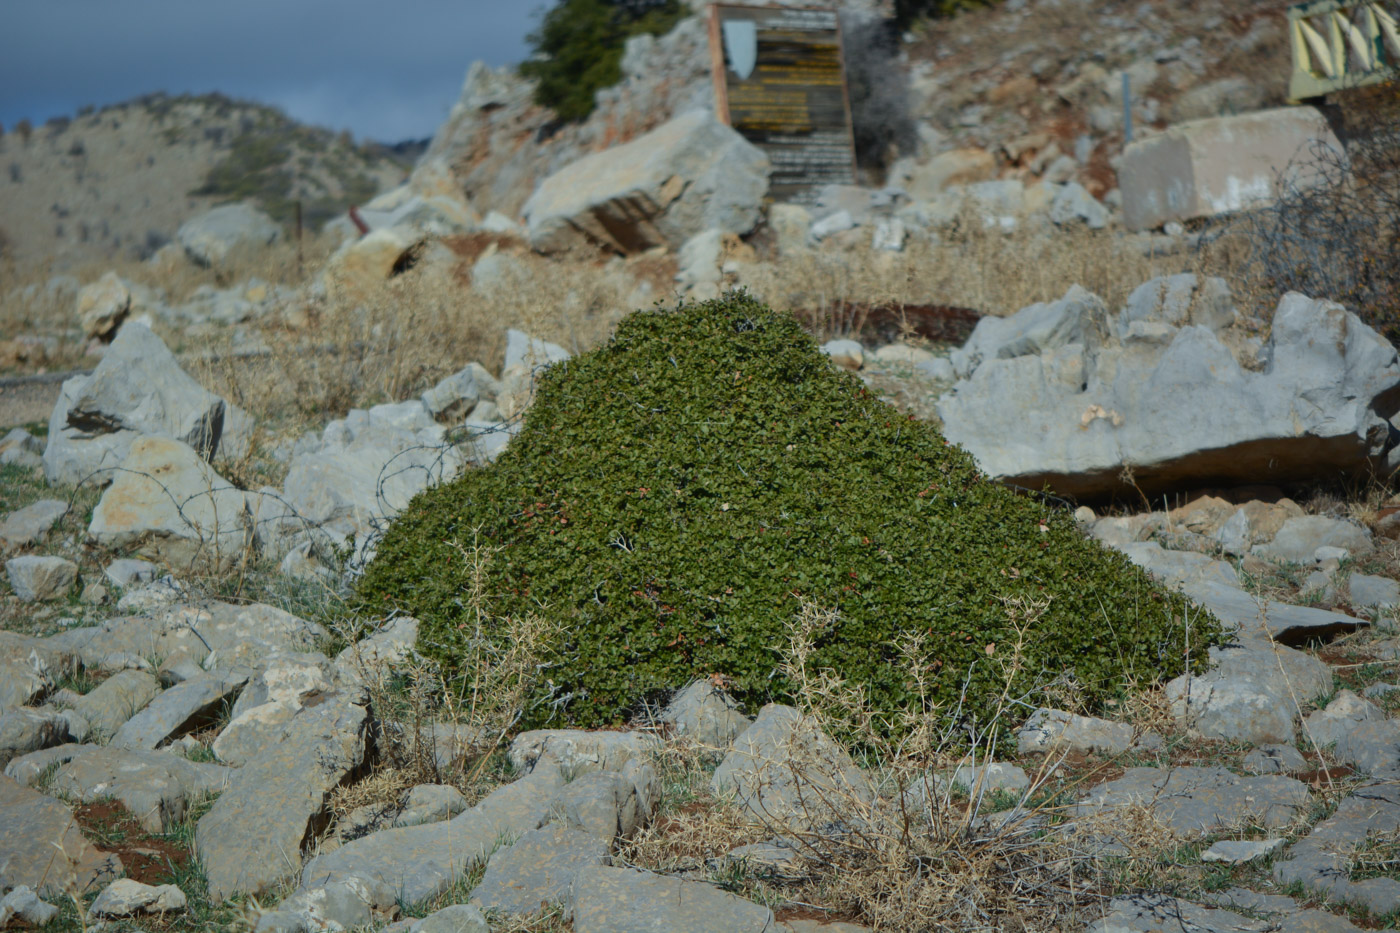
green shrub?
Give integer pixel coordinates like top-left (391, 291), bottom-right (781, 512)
top-left (359, 295), bottom-right (1219, 735)
top-left (520, 0), bottom-right (686, 122)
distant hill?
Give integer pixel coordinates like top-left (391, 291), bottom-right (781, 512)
top-left (0, 92), bottom-right (412, 271)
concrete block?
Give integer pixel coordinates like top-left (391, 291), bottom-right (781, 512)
top-left (1120, 107), bottom-right (1341, 231)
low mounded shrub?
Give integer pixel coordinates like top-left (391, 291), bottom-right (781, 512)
top-left (359, 294), bottom-right (1219, 734)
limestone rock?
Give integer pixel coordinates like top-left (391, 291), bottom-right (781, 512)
top-left (1016, 708), bottom-right (1136, 757)
top-left (76, 271), bottom-right (131, 340)
top-left (0, 773), bottom-right (120, 895)
top-left (0, 499), bottom-right (68, 550)
top-left (5, 555), bottom-right (77, 602)
top-left (524, 110), bottom-right (769, 255)
top-left (571, 866), bottom-right (775, 933)
top-left (509, 729), bottom-right (659, 777)
top-left (88, 878), bottom-right (187, 918)
top-left (939, 288), bottom-right (1400, 500)
top-left (110, 672), bottom-right (246, 750)
top-left (49, 744), bottom-right (230, 833)
top-left (0, 708), bottom-right (72, 767)
top-left (662, 680), bottom-right (752, 754)
top-left (1075, 766), bottom-right (1310, 837)
top-left (471, 823), bottom-right (609, 917)
top-left (197, 690), bottom-right (370, 900)
top-left (177, 202), bottom-right (281, 268)
top-left (44, 324), bottom-right (233, 487)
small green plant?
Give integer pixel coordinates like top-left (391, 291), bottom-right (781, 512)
top-left (360, 294), bottom-right (1221, 738)
top-left (519, 0), bottom-right (686, 121)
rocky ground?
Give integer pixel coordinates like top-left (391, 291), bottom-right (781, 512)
top-left (2, 0), bottom-right (1398, 929)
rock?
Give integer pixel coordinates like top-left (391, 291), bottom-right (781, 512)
top-left (1121, 107), bottom-right (1343, 231)
top-left (0, 886), bottom-right (58, 926)
top-left (177, 202), bottom-right (281, 268)
top-left (871, 218), bottom-right (906, 252)
top-left (524, 110), bottom-right (770, 255)
top-left (0, 661), bottom-right (51, 715)
top-left (508, 729), bottom-right (659, 776)
top-left (1171, 76), bottom-right (1267, 123)
top-left (1090, 892), bottom-right (1366, 933)
top-left (104, 557), bottom-right (158, 588)
top-left (323, 227), bottom-right (420, 299)
top-left (550, 770), bottom-right (645, 840)
top-left (1166, 624), bottom-right (1333, 744)
top-left (5, 555), bottom-right (77, 601)
top-left (471, 823), bottom-right (609, 917)
top-left (0, 428), bottom-right (43, 469)
top-left (88, 878), bottom-right (187, 918)
top-left (421, 363), bottom-right (498, 423)
top-left (111, 672), bottom-right (246, 750)
top-left (197, 690), bottom-right (370, 901)
top-left (1049, 181), bottom-right (1109, 228)
top-left (1016, 708), bottom-right (1136, 756)
top-left (1186, 579), bottom-right (1368, 645)
top-left (1303, 690), bottom-right (1387, 748)
top-left (1242, 744), bottom-right (1308, 774)
top-left (334, 616), bottom-right (419, 686)
top-left (810, 209), bottom-right (855, 240)
top-left (1330, 717), bottom-right (1400, 774)
top-left (938, 289), bottom-right (1400, 500)
top-left (298, 763), bottom-right (563, 905)
top-left (258, 875), bottom-right (397, 933)
top-left (0, 708), bottom-right (71, 767)
top-left (69, 668), bottom-right (158, 738)
top-left (769, 203), bottom-right (813, 255)
top-left (77, 271), bottom-right (132, 340)
top-left (1120, 542), bottom-right (1239, 589)
top-left (820, 339), bottom-right (864, 371)
top-left (662, 680), bottom-right (752, 754)
top-left (394, 784), bottom-right (468, 827)
top-left (1120, 273), bottom-right (1236, 333)
top-left (49, 745), bottom-right (229, 833)
top-left (44, 323), bottom-right (233, 487)
top-left (0, 773), bottom-right (120, 895)
top-left (1254, 515), bottom-right (1374, 564)
top-left (214, 654), bottom-right (335, 766)
top-left (89, 436), bottom-right (261, 571)
top-left (1074, 766), bottom-right (1310, 837)
top-left (712, 704), bottom-right (869, 830)
top-left (949, 284), bottom-right (1105, 379)
top-left (0, 500), bottom-right (68, 550)
top-left (571, 866), bottom-right (775, 933)
top-left (1201, 838), bottom-right (1287, 865)
top-left (904, 148), bottom-right (996, 200)
top-left (1275, 781), bottom-right (1400, 915)
top-left (53, 600), bottom-right (326, 676)
top-left (411, 904), bottom-right (489, 933)
top-left (1347, 573), bottom-right (1400, 613)
top-left (941, 762), bottom-right (1031, 797)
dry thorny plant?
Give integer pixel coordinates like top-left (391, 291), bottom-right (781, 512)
top-left (324, 535), bottom-right (557, 828)
top-left (623, 597), bottom-right (1174, 931)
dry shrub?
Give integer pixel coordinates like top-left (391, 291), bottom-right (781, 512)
top-left (198, 243), bottom-right (634, 436)
top-left (744, 216), bottom-right (1181, 343)
top-left (326, 535), bottom-right (557, 825)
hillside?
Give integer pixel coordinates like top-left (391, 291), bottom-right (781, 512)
top-left (0, 93), bottom-right (410, 271)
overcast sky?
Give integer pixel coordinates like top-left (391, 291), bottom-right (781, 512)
top-left (0, 1), bottom-right (539, 143)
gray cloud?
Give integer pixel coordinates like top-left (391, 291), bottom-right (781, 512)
top-left (0, 0), bottom-right (539, 142)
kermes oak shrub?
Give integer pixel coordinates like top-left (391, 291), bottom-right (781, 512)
top-left (359, 294), bottom-right (1218, 734)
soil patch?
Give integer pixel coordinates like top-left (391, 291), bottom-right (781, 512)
top-left (73, 799), bottom-right (191, 886)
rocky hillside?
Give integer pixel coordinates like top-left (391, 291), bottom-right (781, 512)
top-left (0, 93), bottom-right (409, 271)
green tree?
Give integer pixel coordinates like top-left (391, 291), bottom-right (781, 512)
top-left (520, 0), bottom-right (686, 122)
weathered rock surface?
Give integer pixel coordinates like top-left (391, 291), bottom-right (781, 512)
top-left (1016, 708), bottom-right (1137, 757)
top-left (571, 865), bottom-right (775, 933)
top-left (712, 704), bottom-right (869, 830)
top-left (196, 690), bottom-right (370, 900)
top-left (0, 708), bottom-right (71, 767)
top-left (471, 823), bottom-right (610, 917)
top-left (509, 728), bottom-right (659, 776)
top-left (0, 499), bottom-right (68, 550)
top-left (71, 669), bottom-right (162, 737)
top-left (111, 672), bottom-right (246, 749)
top-left (938, 287), bottom-right (1400, 500)
top-left (88, 878), bottom-right (188, 918)
top-left (48, 744), bottom-right (230, 832)
top-left (4, 555), bottom-right (77, 602)
top-left (44, 323), bottom-right (240, 487)
top-left (1274, 781), bottom-right (1400, 916)
top-left (76, 271), bottom-right (131, 339)
top-left (662, 680), bottom-right (752, 754)
top-left (1089, 891), bottom-right (1366, 933)
top-left (299, 763), bottom-right (563, 904)
top-left (0, 773), bottom-right (120, 895)
top-left (523, 110), bottom-right (769, 255)
top-left (1074, 766), bottom-right (1310, 837)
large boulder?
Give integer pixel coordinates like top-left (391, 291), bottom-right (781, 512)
top-left (43, 324), bottom-right (242, 487)
top-left (88, 436), bottom-right (264, 570)
top-left (176, 202), bottom-right (281, 268)
top-left (523, 110), bottom-right (769, 254)
top-left (76, 272), bottom-right (131, 340)
top-left (1120, 107), bottom-right (1342, 231)
top-left (938, 284), bottom-right (1400, 500)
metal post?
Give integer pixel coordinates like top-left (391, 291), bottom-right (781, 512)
top-left (1122, 72), bottom-right (1133, 145)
